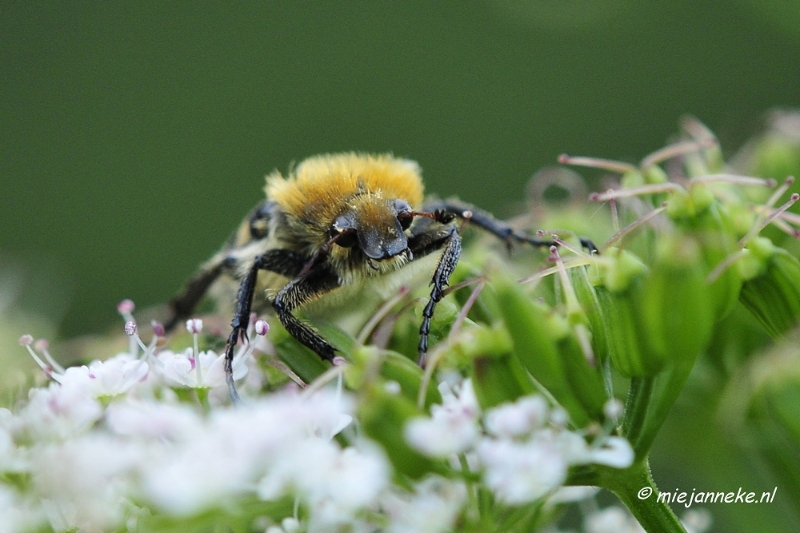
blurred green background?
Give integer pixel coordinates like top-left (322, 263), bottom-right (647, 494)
top-left (2, 2), bottom-right (800, 532)
top-left (2, 1), bottom-right (799, 338)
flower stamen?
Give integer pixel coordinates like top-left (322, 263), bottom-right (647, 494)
top-left (558, 154), bottom-right (637, 174)
top-left (604, 203), bottom-right (668, 249)
top-left (640, 138), bottom-right (717, 170)
top-left (551, 246), bottom-right (594, 365)
top-left (590, 182), bottom-right (684, 202)
top-left (740, 177), bottom-right (797, 246)
top-left (34, 338), bottom-right (65, 374)
top-left (186, 318), bottom-right (204, 385)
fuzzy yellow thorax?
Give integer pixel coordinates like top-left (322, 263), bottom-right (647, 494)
top-left (265, 153), bottom-right (425, 225)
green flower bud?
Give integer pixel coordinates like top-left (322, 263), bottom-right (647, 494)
top-left (640, 234), bottom-right (714, 369)
top-left (598, 248), bottom-right (648, 293)
top-left (493, 277), bottom-right (593, 426)
top-left (739, 242), bottom-right (800, 337)
top-left (643, 164), bottom-right (668, 185)
top-left (557, 331), bottom-right (608, 421)
top-left (676, 202), bottom-right (743, 320)
top-left (455, 323), bottom-right (536, 410)
top-left (595, 279), bottom-right (661, 378)
top-left (590, 248), bottom-right (670, 377)
top-left (424, 296), bottom-right (460, 332)
top-left (471, 350), bottom-right (536, 410)
top-left (621, 169), bottom-right (646, 188)
top-left (744, 236), bottom-right (778, 269)
top-left (569, 265), bottom-right (610, 365)
top-left (665, 184), bottom-right (715, 220)
top-left (751, 132), bottom-right (800, 184)
top-left (454, 321), bottom-right (513, 359)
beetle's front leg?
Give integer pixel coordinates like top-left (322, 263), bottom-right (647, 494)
top-left (407, 224), bottom-right (462, 367)
top-left (424, 199), bottom-right (598, 253)
top-left (223, 249), bottom-right (309, 402)
top-left (271, 266), bottom-right (341, 364)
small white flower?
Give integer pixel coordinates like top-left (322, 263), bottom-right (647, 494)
top-left (0, 485), bottom-right (44, 533)
top-left (584, 506), bottom-right (645, 533)
top-left (477, 436), bottom-right (568, 504)
top-left (405, 379), bottom-right (481, 458)
top-left (484, 395), bottom-right (549, 438)
top-left (106, 399), bottom-right (202, 442)
top-left (26, 352), bottom-right (147, 401)
top-left (682, 508), bottom-right (713, 533)
top-left (49, 364), bottom-right (92, 388)
top-left (405, 405), bottom-right (479, 458)
top-left (259, 437), bottom-right (389, 529)
top-left (603, 398), bottom-right (625, 421)
top-left (157, 348), bottom-right (247, 389)
top-left (384, 380), bottom-right (402, 395)
top-left (86, 356), bottom-right (149, 398)
top-left (307, 443), bottom-right (389, 524)
top-left (30, 435), bottom-right (141, 532)
top-left (281, 516), bottom-right (301, 532)
top-left (438, 378), bottom-right (480, 417)
top-left (19, 381), bottom-right (103, 441)
top-left (586, 436), bottom-right (634, 469)
top-left (142, 390), bottom-right (355, 516)
top-left (382, 477), bottom-right (467, 533)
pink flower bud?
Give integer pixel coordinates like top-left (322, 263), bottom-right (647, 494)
top-left (117, 299), bottom-right (135, 314)
top-left (186, 318), bottom-right (203, 334)
top-left (255, 319), bottom-right (270, 336)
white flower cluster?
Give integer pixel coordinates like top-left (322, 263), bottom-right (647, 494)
top-left (4, 311), bottom-right (634, 533)
top-left (3, 329), bottom-right (468, 533)
top-left (405, 381), bottom-right (634, 505)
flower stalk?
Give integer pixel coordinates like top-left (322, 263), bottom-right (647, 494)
top-left (602, 461), bottom-right (686, 533)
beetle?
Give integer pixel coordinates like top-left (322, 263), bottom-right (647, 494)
top-left (164, 153), bottom-right (589, 400)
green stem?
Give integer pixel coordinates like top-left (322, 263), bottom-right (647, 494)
top-left (622, 358), bottom-right (696, 460)
top-left (634, 361), bottom-right (695, 457)
top-left (459, 454), bottom-right (480, 524)
top-left (196, 387), bottom-right (211, 413)
top-left (622, 376), bottom-right (654, 458)
top-left (602, 460), bottom-right (686, 533)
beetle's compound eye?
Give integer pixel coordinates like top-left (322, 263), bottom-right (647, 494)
top-left (330, 215), bottom-right (358, 248)
top-left (394, 199), bottom-right (414, 230)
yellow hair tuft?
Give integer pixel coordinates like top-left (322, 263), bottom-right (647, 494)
top-left (265, 153), bottom-right (425, 223)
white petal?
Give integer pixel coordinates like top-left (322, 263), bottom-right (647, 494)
top-left (588, 437), bottom-right (634, 469)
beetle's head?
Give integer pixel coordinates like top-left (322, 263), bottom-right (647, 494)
top-left (328, 197), bottom-right (414, 263)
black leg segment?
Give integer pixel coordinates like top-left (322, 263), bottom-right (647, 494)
top-left (422, 199), bottom-right (597, 252)
top-left (421, 199), bottom-right (553, 247)
top-left (272, 267), bottom-right (341, 362)
top-left (223, 248), bottom-right (320, 402)
top-left (407, 224), bottom-right (462, 367)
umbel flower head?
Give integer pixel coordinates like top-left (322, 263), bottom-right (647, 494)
top-left (5, 299), bottom-right (638, 533)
